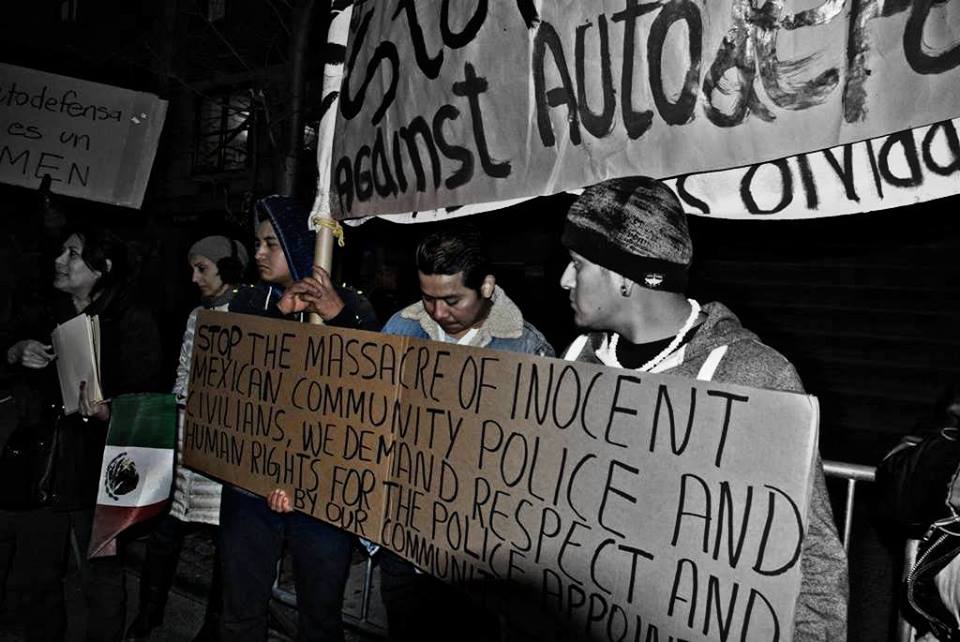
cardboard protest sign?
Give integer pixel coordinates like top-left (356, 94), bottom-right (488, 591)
top-left (0, 63), bottom-right (167, 208)
top-left (185, 310), bottom-right (820, 640)
top-left (364, 116), bottom-right (960, 224)
top-left (329, 0), bottom-right (960, 219)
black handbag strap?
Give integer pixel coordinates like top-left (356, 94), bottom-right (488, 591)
top-left (0, 393), bottom-right (16, 453)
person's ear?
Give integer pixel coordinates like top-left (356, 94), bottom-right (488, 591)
top-left (480, 274), bottom-right (495, 299)
top-left (103, 258), bottom-right (113, 274)
top-left (619, 276), bottom-right (634, 298)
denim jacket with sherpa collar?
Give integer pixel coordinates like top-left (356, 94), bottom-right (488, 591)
top-left (382, 285), bottom-right (554, 358)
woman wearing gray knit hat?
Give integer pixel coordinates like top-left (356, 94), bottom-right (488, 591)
top-left (187, 235), bottom-right (249, 304)
top-left (560, 176), bottom-right (849, 642)
top-left (126, 235), bottom-right (247, 642)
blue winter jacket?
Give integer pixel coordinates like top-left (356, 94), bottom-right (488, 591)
top-left (382, 285), bottom-right (553, 358)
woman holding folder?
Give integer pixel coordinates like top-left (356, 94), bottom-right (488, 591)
top-left (1, 226), bottom-right (162, 642)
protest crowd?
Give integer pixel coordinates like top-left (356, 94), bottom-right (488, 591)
top-left (2, 172), bottom-right (865, 642)
top-left (2, 1), bottom-right (960, 641)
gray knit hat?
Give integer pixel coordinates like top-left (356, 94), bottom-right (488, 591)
top-left (188, 235), bottom-right (249, 271)
top-left (562, 176), bottom-right (691, 292)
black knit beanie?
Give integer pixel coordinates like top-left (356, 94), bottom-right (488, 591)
top-left (562, 176), bottom-right (692, 292)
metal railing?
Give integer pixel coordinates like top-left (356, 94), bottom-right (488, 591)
top-left (822, 459), bottom-right (916, 642)
top-left (823, 459), bottom-right (876, 552)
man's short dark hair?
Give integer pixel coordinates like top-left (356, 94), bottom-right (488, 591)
top-left (415, 228), bottom-right (490, 292)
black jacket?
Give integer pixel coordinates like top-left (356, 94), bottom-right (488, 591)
top-left (53, 291), bottom-right (163, 509)
top-left (229, 195), bottom-right (378, 332)
top-left (2, 290), bottom-right (162, 510)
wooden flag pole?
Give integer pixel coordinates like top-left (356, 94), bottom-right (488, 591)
top-left (308, 1), bottom-right (353, 323)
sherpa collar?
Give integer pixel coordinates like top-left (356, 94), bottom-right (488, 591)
top-left (399, 285), bottom-right (525, 347)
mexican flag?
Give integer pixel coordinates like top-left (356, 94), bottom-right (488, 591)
top-left (88, 393), bottom-right (176, 558)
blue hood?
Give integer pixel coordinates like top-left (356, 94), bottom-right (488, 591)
top-left (255, 195), bottom-right (315, 284)
top-left (233, 195), bottom-right (380, 330)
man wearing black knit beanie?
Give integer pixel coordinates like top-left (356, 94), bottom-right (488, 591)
top-left (560, 176), bottom-right (848, 642)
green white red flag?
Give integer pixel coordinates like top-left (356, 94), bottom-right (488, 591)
top-left (88, 393), bottom-right (176, 558)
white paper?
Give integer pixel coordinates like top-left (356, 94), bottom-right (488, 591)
top-left (51, 314), bottom-right (102, 415)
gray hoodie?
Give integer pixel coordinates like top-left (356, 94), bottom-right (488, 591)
top-left (565, 301), bottom-right (849, 642)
